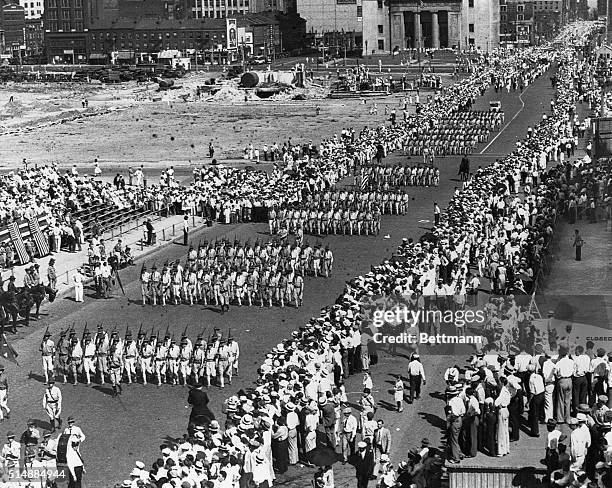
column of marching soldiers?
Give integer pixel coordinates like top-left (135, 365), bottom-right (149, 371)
top-left (39, 323), bottom-right (240, 395)
top-left (139, 238), bottom-right (334, 310)
top-left (269, 164), bottom-right (442, 239)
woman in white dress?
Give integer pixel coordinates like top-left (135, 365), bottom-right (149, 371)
top-left (305, 403), bottom-right (319, 454)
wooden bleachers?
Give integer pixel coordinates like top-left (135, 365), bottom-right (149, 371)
top-left (72, 200), bottom-right (156, 239)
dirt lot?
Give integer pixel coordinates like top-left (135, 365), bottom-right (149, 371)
top-left (0, 71), bottom-right (449, 170)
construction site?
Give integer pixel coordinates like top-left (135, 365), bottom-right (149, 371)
top-left (0, 57), bottom-right (455, 168)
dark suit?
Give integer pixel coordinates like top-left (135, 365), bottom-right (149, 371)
top-left (355, 448), bottom-right (375, 488)
top-left (187, 387), bottom-right (214, 433)
top-left (319, 402), bottom-right (336, 448)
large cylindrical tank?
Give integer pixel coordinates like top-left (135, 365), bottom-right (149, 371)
top-left (241, 71), bottom-right (259, 88)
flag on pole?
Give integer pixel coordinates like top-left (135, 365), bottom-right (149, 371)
top-left (361, 171), bottom-right (370, 190)
top-left (0, 333), bottom-right (19, 365)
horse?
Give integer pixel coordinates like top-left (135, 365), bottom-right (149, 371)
top-left (28, 284), bottom-right (57, 318)
top-left (0, 285), bottom-right (57, 333)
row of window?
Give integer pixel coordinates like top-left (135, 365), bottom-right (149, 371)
top-left (46, 9), bottom-right (82, 18)
top-left (91, 31), bottom-right (225, 40)
top-left (90, 41), bottom-right (222, 50)
top-left (201, 10), bottom-right (245, 16)
top-left (500, 4), bottom-right (526, 11)
top-left (200, 0), bottom-right (249, 7)
top-left (501, 13), bottom-right (525, 20)
top-left (46, 0), bottom-right (83, 8)
top-left (45, 20), bottom-right (83, 30)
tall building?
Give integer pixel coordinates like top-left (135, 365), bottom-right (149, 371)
top-left (532, 0), bottom-right (561, 42)
top-left (499, 0), bottom-right (534, 46)
top-left (25, 17), bottom-right (44, 54)
top-left (86, 12), bottom-right (301, 59)
top-left (2, 4), bottom-right (26, 56)
top-left (43, 0), bottom-right (88, 62)
top-left (191, 0), bottom-right (251, 19)
top-left (19, 0), bottom-right (44, 19)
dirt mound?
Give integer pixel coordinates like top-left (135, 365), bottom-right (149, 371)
top-left (212, 85), bottom-right (259, 102)
top-left (1, 99), bottom-right (27, 118)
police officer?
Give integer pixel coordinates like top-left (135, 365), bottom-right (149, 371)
top-left (43, 379), bottom-right (62, 432)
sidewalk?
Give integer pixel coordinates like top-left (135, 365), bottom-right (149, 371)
top-left (2, 212), bottom-right (210, 296)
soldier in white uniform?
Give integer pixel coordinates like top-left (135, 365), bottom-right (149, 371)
top-left (167, 337), bottom-right (180, 385)
top-left (323, 246), bottom-right (334, 278)
top-left (205, 340), bottom-right (218, 387)
top-left (123, 331), bottom-right (138, 384)
top-left (178, 335), bottom-right (193, 386)
top-left (140, 265), bottom-right (150, 306)
top-left (95, 326), bottom-right (109, 385)
top-left (191, 337), bottom-right (205, 385)
top-left (40, 330), bottom-right (55, 384)
top-left (154, 334), bottom-right (169, 386)
top-left (150, 265), bottom-right (162, 306)
top-left (227, 335), bottom-right (240, 379)
top-left (82, 333), bottom-right (96, 385)
top-left (108, 338), bottom-right (124, 397)
top-left (140, 334), bottom-right (155, 385)
top-left (67, 334), bottom-right (83, 386)
top-left (217, 339), bottom-right (230, 388)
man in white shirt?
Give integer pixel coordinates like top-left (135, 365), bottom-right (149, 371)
top-left (407, 354), bottom-right (426, 403)
top-left (63, 417), bottom-right (86, 445)
top-left (528, 364), bottom-right (545, 437)
top-left (569, 418), bottom-right (588, 471)
top-left (495, 377), bottom-right (512, 456)
top-left (447, 386), bottom-right (465, 463)
top-left (542, 353), bottom-right (556, 422)
top-left (554, 348), bottom-right (575, 424)
top-left (340, 407), bottom-right (358, 464)
top-left (572, 346), bottom-right (590, 413)
top-left (350, 326), bottom-right (361, 374)
top-left (66, 436), bottom-right (84, 487)
top-left (465, 388), bottom-right (481, 457)
top-left (73, 268), bottom-right (84, 303)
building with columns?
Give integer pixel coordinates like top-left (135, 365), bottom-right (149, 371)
top-left (376, 0), bottom-right (498, 53)
top-left (297, 0), bottom-right (498, 55)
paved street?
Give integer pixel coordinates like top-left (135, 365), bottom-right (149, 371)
top-left (0, 66), bottom-right (561, 487)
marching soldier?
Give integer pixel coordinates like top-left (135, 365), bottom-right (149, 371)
top-left (217, 339), bottom-right (230, 388)
top-left (140, 334), bottom-right (155, 385)
top-left (161, 264), bottom-right (171, 306)
top-left (56, 330), bottom-right (69, 384)
top-left (43, 379), bottom-right (62, 432)
top-left (154, 334), bottom-right (169, 386)
top-left (205, 338), bottom-right (218, 387)
top-left (227, 334), bottom-right (240, 379)
top-left (191, 337), bottom-right (205, 385)
top-left (82, 332), bottom-right (96, 385)
top-left (67, 332), bottom-right (83, 386)
top-left (172, 263), bottom-right (182, 305)
top-left (150, 264), bottom-right (161, 306)
top-left (95, 326), bottom-right (109, 385)
top-left (123, 331), bottom-right (138, 384)
top-left (323, 245), bottom-right (334, 278)
top-left (108, 338), bottom-right (123, 396)
top-left (179, 335), bottom-right (193, 386)
top-left (293, 273), bottom-right (304, 308)
top-left (167, 336), bottom-right (180, 385)
top-left (140, 264), bottom-right (150, 306)
top-left (40, 329), bottom-right (55, 384)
